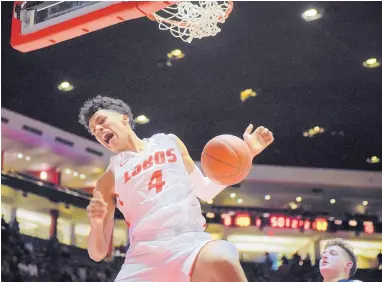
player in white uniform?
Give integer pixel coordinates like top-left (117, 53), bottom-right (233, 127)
top-left (79, 96), bottom-right (274, 282)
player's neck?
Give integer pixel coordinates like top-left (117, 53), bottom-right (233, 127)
top-left (323, 273), bottom-right (348, 282)
top-left (120, 130), bottom-right (145, 153)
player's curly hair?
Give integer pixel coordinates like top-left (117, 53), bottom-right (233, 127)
top-left (78, 95), bottom-right (135, 132)
top-left (324, 238), bottom-right (357, 277)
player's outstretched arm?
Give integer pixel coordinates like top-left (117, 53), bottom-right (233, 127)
top-left (168, 134), bottom-right (226, 202)
top-left (86, 170), bottom-right (115, 262)
top-left (169, 126), bottom-right (274, 201)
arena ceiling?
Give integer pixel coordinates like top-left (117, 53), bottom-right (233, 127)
top-left (2, 1), bottom-right (382, 172)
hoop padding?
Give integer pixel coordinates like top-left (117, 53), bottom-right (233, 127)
top-left (151, 1), bottom-right (233, 43)
top-left (11, 1), bottom-right (172, 53)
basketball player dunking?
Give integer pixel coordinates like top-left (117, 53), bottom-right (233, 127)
top-left (79, 96), bottom-right (274, 282)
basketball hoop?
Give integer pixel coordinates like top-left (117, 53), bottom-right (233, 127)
top-left (10, 1), bottom-right (233, 53)
top-left (149, 1), bottom-right (234, 43)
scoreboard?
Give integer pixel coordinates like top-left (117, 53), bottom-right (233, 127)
top-left (218, 213), bottom-right (375, 234)
top-left (223, 214), bottom-right (328, 231)
top-left (270, 215), bottom-right (328, 231)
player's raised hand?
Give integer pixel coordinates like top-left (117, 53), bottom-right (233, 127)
top-left (243, 124), bottom-right (274, 157)
top-left (87, 191), bottom-right (108, 228)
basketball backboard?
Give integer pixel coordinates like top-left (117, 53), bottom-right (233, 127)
top-left (11, 1), bottom-right (233, 53)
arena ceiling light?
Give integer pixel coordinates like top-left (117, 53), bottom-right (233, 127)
top-left (363, 57), bottom-right (380, 69)
top-left (237, 198), bottom-right (243, 204)
top-left (167, 49), bottom-right (185, 60)
top-left (366, 155), bottom-right (380, 164)
top-left (296, 196), bottom-right (302, 202)
top-left (40, 171), bottom-right (48, 180)
top-left (264, 194), bottom-right (271, 200)
top-left (16, 152), bottom-right (32, 161)
top-left (163, 49), bottom-right (185, 67)
top-left (58, 81), bottom-right (74, 91)
top-left (206, 212), bottom-right (215, 219)
top-left (334, 219), bottom-right (342, 225)
top-left (229, 192), bottom-right (236, 198)
top-left (135, 115), bottom-right (150, 124)
top-left (301, 8), bottom-right (323, 22)
top-left (240, 89), bottom-right (257, 102)
top-left (348, 220), bottom-right (357, 227)
top-left (303, 126), bottom-right (325, 138)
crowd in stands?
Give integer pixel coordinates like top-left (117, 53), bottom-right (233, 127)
top-left (2, 215), bottom-right (382, 282)
top-left (242, 252), bottom-right (381, 282)
top-left (1, 215), bottom-right (119, 282)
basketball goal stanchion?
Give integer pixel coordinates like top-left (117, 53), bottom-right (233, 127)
top-left (11, 1), bottom-right (233, 53)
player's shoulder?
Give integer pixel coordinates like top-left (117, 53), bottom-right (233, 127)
top-left (163, 133), bottom-right (183, 148)
top-left (150, 132), bottom-right (171, 138)
top-left (167, 133), bottom-right (178, 141)
top-left (149, 132), bottom-right (178, 143)
top-left (97, 170), bottom-right (114, 190)
top-left (90, 170), bottom-right (115, 202)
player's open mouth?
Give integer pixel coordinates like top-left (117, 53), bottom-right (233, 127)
top-left (102, 132), bottom-right (115, 145)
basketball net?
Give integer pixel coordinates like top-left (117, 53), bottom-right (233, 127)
top-left (151, 1), bottom-right (233, 43)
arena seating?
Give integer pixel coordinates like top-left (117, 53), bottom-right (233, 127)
top-left (2, 217), bottom-right (381, 282)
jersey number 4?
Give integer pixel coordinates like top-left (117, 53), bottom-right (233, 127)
top-left (148, 170), bottom-right (165, 193)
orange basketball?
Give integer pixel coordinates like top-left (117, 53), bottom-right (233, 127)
top-left (201, 135), bottom-right (253, 186)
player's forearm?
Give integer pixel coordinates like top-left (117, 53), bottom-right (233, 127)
top-left (190, 165), bottom-right (227, 201)
top-left (87, 224), bottom-right (108, 262)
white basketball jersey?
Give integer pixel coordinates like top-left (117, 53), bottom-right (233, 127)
top-left (108, 134), bottom-right (206, 242)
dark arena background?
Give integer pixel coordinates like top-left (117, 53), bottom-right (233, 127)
top-left (1, 1), bottom-right (382, 282)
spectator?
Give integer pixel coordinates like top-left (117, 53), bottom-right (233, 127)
top-left (10, 217), bottom-right (20, 233)
top-left (292, 251), bottom-right (302, 265)
top-left (2, 214), bottom-right (9, 228)
top-left (264, 252), bottom-right (273, 270)
top-left (26, 258), bottom-right (39, 277)
top-left (303, 253), bottom-right (312, 268)
top-left (377, 251), bottom-right (382, 269)
top-left (2, 214), bottom-right (10, 244)
top-left (281, 254), bottom-right (289, 265)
